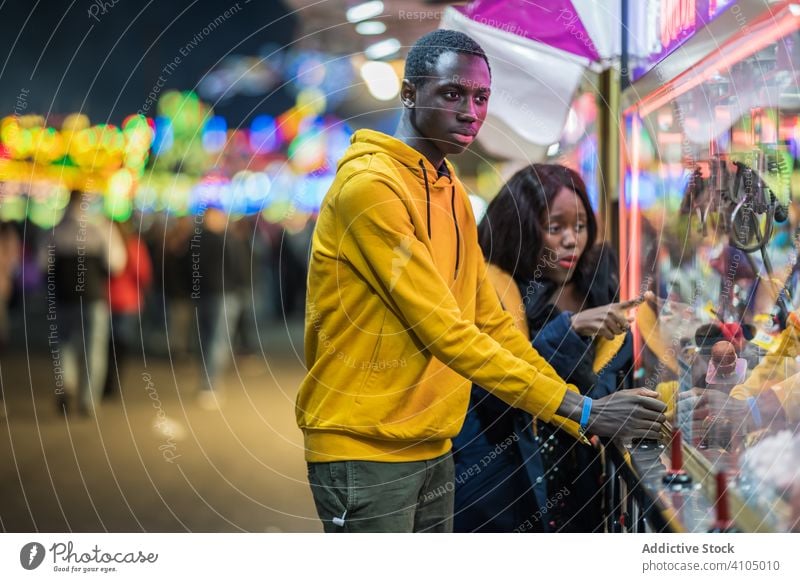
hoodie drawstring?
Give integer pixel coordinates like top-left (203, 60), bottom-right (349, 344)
top-left (451, 185), bottom-right (461, 279)
top-left (416, 159), bottom-right (460, 280)
top-left (418, 160), bottom-right (432, 239)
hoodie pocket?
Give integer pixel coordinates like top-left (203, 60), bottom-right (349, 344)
top-left (354, 312), bottom-right (387, 403)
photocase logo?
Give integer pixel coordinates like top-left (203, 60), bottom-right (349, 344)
top-left (390, 236), bottom-right (413, 291)
top-left (20, 542), bottom-right (46, 570)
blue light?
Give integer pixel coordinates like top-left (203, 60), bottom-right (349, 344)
top-left (202, 116), bottom-right (228, 153)
top-left (152, 117), bottom-right (174, 155)
top-left (294, 171), bottom-right (334, 212)
top-left (249, 114), bottom-right (279, 154)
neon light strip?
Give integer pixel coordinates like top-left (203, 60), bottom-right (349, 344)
top-left (619, 122), bottom-right (630, 302)
top-left (632, 7), bottom-right (800, 118)
top-left (630, 115), bottom-right (643, 366)
top-left (630, 115), bottom-right (641, 302)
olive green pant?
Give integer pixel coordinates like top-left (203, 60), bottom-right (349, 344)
top-left (307, 453), bottom-right (454, 532)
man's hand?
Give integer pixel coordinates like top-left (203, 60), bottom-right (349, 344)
top-left (678, 388), bottom-right (751, 441)
top-left (586, 388), bottom-right (667, 439)
top-left (569, 292), bottom-right (652, 339)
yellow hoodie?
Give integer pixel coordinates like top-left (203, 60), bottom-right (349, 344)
top-left (296, 129), bottom-right (578, 462)
top-left (729, 312), bottom-right (800, 424)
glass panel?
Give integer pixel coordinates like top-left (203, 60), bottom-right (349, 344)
top-left (622, 28), bottom-right (800, 531)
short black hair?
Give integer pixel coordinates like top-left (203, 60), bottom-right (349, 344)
top-left (404, 29), bottom-right (491, 86)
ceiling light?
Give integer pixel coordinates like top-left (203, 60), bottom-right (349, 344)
top-left (360, 60), bottom-right (400, 101)
top-left (355, 20), bottom-right (386, 35)
top-left (365, 38), bottom-right (401, 60)
top-left (346, 1), bottom-right (384, 23)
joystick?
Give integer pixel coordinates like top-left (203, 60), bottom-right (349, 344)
top-left (709, 471), bottom-right (734, 532)
top-left (663, 428), bottom-right (693, 488)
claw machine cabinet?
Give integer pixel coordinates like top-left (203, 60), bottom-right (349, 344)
top-left (612, 0), bottom-right (800, 532)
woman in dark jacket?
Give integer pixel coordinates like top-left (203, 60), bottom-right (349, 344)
top-left (452, 164), bottom-right (634, 532)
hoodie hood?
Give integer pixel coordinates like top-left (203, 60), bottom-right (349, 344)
top-left (339, 129), bottom-right (455, 186)
top-left (339, 129), bottom-right (462, 274)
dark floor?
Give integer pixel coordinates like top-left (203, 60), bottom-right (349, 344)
top-left (0, 322), bottom-right (322, 532)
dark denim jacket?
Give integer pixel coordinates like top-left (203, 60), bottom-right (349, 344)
top-left (452, 277), bottom-right (632, 532)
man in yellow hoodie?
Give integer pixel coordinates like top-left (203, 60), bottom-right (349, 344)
top-left (297, 29), bottom-right (666, 532)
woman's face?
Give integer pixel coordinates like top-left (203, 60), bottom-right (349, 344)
top-left (541, 186), bottom-right (589, 284)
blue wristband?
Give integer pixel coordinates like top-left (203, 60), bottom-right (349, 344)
top-left (579, 397), bottom-right (593, 435)
top-left (746, 397), bottom-right (762, 429)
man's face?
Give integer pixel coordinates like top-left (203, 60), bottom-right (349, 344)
top-left (407, 51), bottom-right (491, 156)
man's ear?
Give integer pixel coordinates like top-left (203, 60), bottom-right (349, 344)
top-left (400, 79), bottom-right (416, 108)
